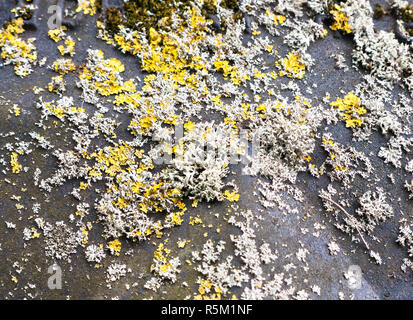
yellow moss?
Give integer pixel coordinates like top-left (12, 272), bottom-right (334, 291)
top-left (170, 211), bottom-right (184, 226)
top-left (323, 138), bottom-right (336, 146)
top-left (48, 75), bottom-right (65, 94)
top-left (214, 58), bottom-right (241, 85)
top-left (330, 92), bottom-right (366, 128)
top-left (81, 228), bottom-right (89, 244)
top-left (53, 58), bottom-right (76, 74)
top-left (57, 37), bottom-right (76, 57)
top-left (330, 4), bottom-right (352, 34)
top-left (10, 152), bottom-right (22, 174)
top-left (184, 120), bottom-right (196, 131)
top-left (254, 69), bottom-right (267, 79)
top-left (79, 51), bottom-right (139, 98)
top-left (151, 242), bottom-right (178, 276)
top-left (177, 239), bottom-right (190, 248)
top-left (279, 53), bottom-right (306, 79)
top-left (266, 9), bottom-right (286, 26)
top-left (223, 190), bottom-right (240, 202)
top-left (48, 27), bottom-right (67, 42)
top-left (189, 216), bottom-right (203, 225)
top-left (195, 279), bottom-right (222, 300)
top-left (31, 228), bottom-right (40, 239)
top-left (76, 0), bottom-right (97, 16)
top-left (211, 95), bottom-right (223, 106)
top-left (257, 103), bottom-right (267, 115)
top-left (108, 239), bottom-right (122, 256)
top-left (0, 18), bottom-right (38, 77)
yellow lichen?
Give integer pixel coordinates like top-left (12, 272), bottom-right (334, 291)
top-left (223, 190), bottom-right (240, 202)
top-left (76, 0), bottom-right (97, 16)
top-left (0, 18), bottom-right (37, 77)
top-left (108, 239), bottom-right (122, 256)
top-left (330, 4), bottom-right (352, 34)
top-left (10, 152), bottom-right (22, 174)
top-left (330, 92), bottom-right (366, 128)
top-left (279, 53), bottom-right (306, 79)
top-left (48, 27), bottom-right (67, 42)
top-left (194, 279), bottom-right (223, 300)
top-left (57, 37), bottom-right (76, 57)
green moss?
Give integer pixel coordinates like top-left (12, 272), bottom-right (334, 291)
top-left (202, 0), bottom-right (217, 14)
top-left (123, 0), bottom-right (192, 32)
top-left (220, 0), bottom-right (239, 11)
top-left (95, 0), bottom-right (103, 11)
top-left (373, 3), bottom-right (387, 19)
top-left (402, 67), bottom-right (412, 78)
top-left (15, 6), bottom-right (33, 20)
top-left (106, 7), bottom-right (122, 34)
top-left (233, 11), bottom-right (243, 21)
top-left (102, 0), bottom-right (242, 36)
top-left (400, 4), bottom-right (413, 23)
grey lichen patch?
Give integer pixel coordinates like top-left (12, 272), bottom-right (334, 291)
top-left (397, 221), bottom-right (413, 260)
top-left (405, 179), bottom-right (413, 199)
top-left (40, 221), bottom-right (82, 262)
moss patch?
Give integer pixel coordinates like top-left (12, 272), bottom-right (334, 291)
top-left (202, 0), bottom-right (217, 15)
top-left (373, 3), bottom-right (387, 20)
top-left (123, 0), bottom-right (192, 32)
top-left (118, 0), bottom-right (241, 34)
top-left (220, 0), bottom-right (239, 11)
top-left (105, 7), bottom-right (122, 34)
top-left (400, 4), bottom-right (413, 23)
top-left (14, 6), bottom-right (34, 20)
